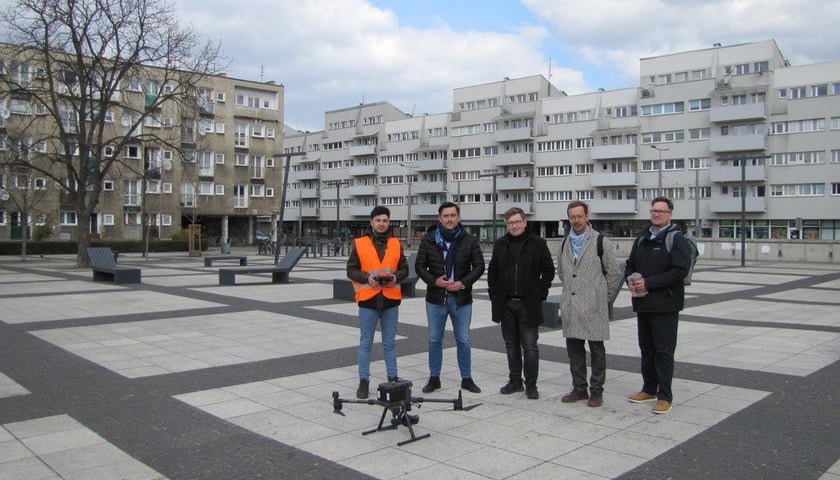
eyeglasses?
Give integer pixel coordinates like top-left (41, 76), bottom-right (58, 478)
top-left (649, 209), bottom-right (672, 215)
top-left (506, 220), bottom-right (524, 226)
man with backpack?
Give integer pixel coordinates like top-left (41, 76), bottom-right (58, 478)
top-left (625, 196), bottom-right (692, 414)
top-left (557, 201), bottom-right (622, 407)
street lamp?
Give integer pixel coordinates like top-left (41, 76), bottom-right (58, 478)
top-left (480, 171), bottom-right (501, 242)
top-left (650, 144), bottom-right (669, 197)
top-left (399, 163), bottom-right (414, 248)
top-left (272, 151), bottom-right (306, 264)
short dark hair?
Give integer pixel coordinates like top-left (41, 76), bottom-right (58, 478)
top-left (503, 207), bottom-right (525, 221)
top-left (567, 200), bottom-right (589, 215)
top-left (438, 201), bottom-right (459, 215)
top-left (651, 196), bottom-right (673, 211)
top-left (370, 205), bottom-right (390, 219)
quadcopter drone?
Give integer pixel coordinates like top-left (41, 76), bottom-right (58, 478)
top-left (331, 379), bottom-right (479, 446)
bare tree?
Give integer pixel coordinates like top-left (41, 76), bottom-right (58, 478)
top-left (0, 0), bottom-right (226, 266)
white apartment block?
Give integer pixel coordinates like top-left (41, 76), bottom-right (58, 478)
top-left (0, 42), bottom-right (285, 246)
top-left (281, 39), bottom-right (837, 243)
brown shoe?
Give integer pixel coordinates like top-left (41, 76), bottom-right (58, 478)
top-left (587, 392), bottom-right (603, 408)
top-left (652, 400), bottom-right (672, 414)
top-left (628, 391), bottom-right (657, 403)
top-left (561, 390), bottom-right (589, 403)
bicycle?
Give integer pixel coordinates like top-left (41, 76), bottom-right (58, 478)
top-left (255, 239), bottom-right (272, 255)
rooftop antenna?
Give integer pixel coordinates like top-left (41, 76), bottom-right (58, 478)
top-left (260, 65), bottom-right (264, 82)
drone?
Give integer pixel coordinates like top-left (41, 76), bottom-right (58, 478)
top-left (332, 379), bottom-right (479, 446)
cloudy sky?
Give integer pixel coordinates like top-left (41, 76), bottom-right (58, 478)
top-left (6, 0), bottom-right (838, 132)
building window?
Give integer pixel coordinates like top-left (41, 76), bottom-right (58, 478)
top-left (103, 214), bottom-right (115, 226)
top-left (60, 210), bottom-right (77, 225)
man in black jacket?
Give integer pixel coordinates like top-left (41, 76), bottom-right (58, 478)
top-left (488, 207), bottom-right (555, 399)
top-left (415, 202), bottom-right (485, 394)
top-left (625, 196), bottom-right (692, 414)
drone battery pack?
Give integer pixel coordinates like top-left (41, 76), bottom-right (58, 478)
top-left (377, 379), bottom-right (413, 404)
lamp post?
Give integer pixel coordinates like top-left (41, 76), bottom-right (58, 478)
top-left (399, 163), bottom-right (414, 247)
top-left (272, 151), bottom-right (306, 264)
top-left (480, 171), bottom-right (501, 242)
top-left (650, 145), bottom-right (669, 197)
top-left (324, 179), bottom-right (350, 243)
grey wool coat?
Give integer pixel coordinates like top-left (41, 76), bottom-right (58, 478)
top-left (556, 228), bottom-right (622, 341)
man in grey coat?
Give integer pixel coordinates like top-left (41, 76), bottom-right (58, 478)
top-left (557, 201), bottom-right (622, 407)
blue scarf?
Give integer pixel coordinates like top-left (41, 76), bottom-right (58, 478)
top-left (435, 223), bottom-right (463, 280)
top-left (569, 228), bottom-right (586, 261)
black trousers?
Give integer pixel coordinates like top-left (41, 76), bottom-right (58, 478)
top-left (566, 338), bottom-right (606, 394)
top-left (500, 300), bottom-right (539, 386)
top-left (636, 311), bottom-right (679, 402)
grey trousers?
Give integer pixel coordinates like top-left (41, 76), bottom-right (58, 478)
top-left (566, 338), bottom-right (606, 394)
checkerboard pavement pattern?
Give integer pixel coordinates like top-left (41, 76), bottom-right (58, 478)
top-left (1, 251), bottom-right (838, 479)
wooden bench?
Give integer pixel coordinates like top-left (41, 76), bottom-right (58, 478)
top-left (218, 247), bottom-right (305, 285)
top-left (204, 254), bottom-right (248, 267)
top-left (333, 253), bottom-right (420, 301)
top-left (86, 247), bottom-right (142, 284)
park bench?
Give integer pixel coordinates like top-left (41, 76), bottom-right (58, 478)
top-left (204, 254), bottom-right (248, 267)
top-left (332, 253), bottom-right (420, 301)
top-left (86, 247), bottom-right (142, 284)
top-left (218, 247), bottom-right (305, 285)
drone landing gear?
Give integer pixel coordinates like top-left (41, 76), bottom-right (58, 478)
top-left (363, 403), bottom-right (429, 446)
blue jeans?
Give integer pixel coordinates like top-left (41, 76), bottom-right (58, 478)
top-left (426, 296), bottom-right (473, 378)
top-left (358, 306), bottom-right (398, 381)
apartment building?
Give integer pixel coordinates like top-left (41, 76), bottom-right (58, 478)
top-left (0, 43), bottom-right (285, 246)
top-left (284, 39), bottom-right (840, 243)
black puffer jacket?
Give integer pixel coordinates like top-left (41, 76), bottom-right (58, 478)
top-left (625, 224), bottom-right (691, 313)
top-left (415, 224), bottom-right (485, 306)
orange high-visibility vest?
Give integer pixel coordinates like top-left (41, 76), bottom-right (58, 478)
top-left (352, 236), bottom-right (402, 303)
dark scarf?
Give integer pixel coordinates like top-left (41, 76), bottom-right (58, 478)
top-left (435, 223), bottom-right (463, 280)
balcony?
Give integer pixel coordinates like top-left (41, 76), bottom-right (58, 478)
top-left (710, 196), bottom-right (767, 213)
top-left (590, 171), bottom-right (637, 187)
top-left (350, 206), bottom-right (372, 216)
top-left (413, 204), bottom-right (441, 216)
top-left (300, 206), bottom-right (319, 217)
top-left (495, 127), bottom-right (532, 143)
top-left (494, 151), bottom-right (534, 167)
top-left (497, 202), bottom-right (533, 214)
top-left (349, 144), bottom-right (376, 157)
top-left (497, 177), bottom-right (533, 191)
top-left (348, 185), bottom-right (376, 196)
top-left (414, 181), bottom-right (446, 194)
top-left (589, 199), bottom-right (638, 214)
top-left (590, 144), bottom-right (637, 160)
top-left (709, 134), bottom-right (766, 152)
top-left (299, 188), bottom-right (320, 199)
top-left (709, 103), bottom-right (766, 123)
top-left (295, 169), bottom-right (320, 181)
top-left (349, 164), bottom-right (377, 176)
top-left (414, 158), bottom-right (447, 171)
top-left (710, 164), bottom-right (767, 183)
top-left (298, 152), bottom-right (320, 163)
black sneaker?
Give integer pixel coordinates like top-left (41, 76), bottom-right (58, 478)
top-left (525, 384), bottom-right (539, 400)
top-left (356, 380), bottom-right (369, 399)
top-left (461, 377), bottom-right (481, 393)
top-left (500, 380), bottom-right (524, 394)
top-left (388, 376), bottom-right (401, 383)
top-left (421, 376), bottom-right (441, 393)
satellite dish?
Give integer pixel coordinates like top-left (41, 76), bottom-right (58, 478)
top-left (1, 109), bottom-right (10, 119)
top-left (0, 189), bottom-right (8, 201)
top-left (163, 159), bottom-right (172, 171)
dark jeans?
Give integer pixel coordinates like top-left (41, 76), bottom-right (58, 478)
top-left (566, 338), bottom-right (606, 394)
top-left (637, 311), bottom-right (679, 402)
top-left (500, 300), bottom-right (539, 386)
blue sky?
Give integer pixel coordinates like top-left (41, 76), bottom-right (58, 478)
top-left (7, 0), bottom-right (836, 133)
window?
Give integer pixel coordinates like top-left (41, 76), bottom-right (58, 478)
top-left (123, 180), bottom-right (141, 206)
top-left (688, 128), bottom-right (710, 140)
top-left (641, 102), bottom-right (684, 116)
top-left (688, 157), bottom-right (711, 169)
top-left (777, 88), bottom-right (787, 99)
top-left (832, 183), bottom-right (840, 196)
top-left (576, 164), bottom-right (593, 175)
top-left (103, 214), bottom-right (115, 226)
top-left (216, 92), bottom-right (226, 102)
top-left (250, 155), bottom-right (265, 178)
top-left (812, 84), bottom-right (828, 97)
top-left (215, 153), bottom-right (225, 164)
top-left (198, 181), bottom-right (214, 195)
top-left (251, 123), bottom-right (264, 137)
top-left (215, 184), bottom-right (225, 195)
top-left (771, 152), bottom-right (823, 166)
top-left (59, 210), bottom-right (77, 225)
top-left (124, 145), bottom-right (141, 159)
top-left (576, 190), bottom-right (594, 200)
top-left (235, 153), bottom-right (248, 166)
top-left (770, 183), bottom-right (825, 197)
top-left (250, 184), bottom-right (264, 197)
top-left (103, 180), bottom-right (114, 191)
top-left (689, 98), bottom-right (711, 111)
top-left (233, 184), bottom-right (248, 208)
top-left (790, 87), bottom-right (806, 99)
top-left (162, 183), bottom-right (172, 193)
top-left (234, 123), bottom-right (248, 147)
top-left (266, 187), bottom-right (274, 197)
